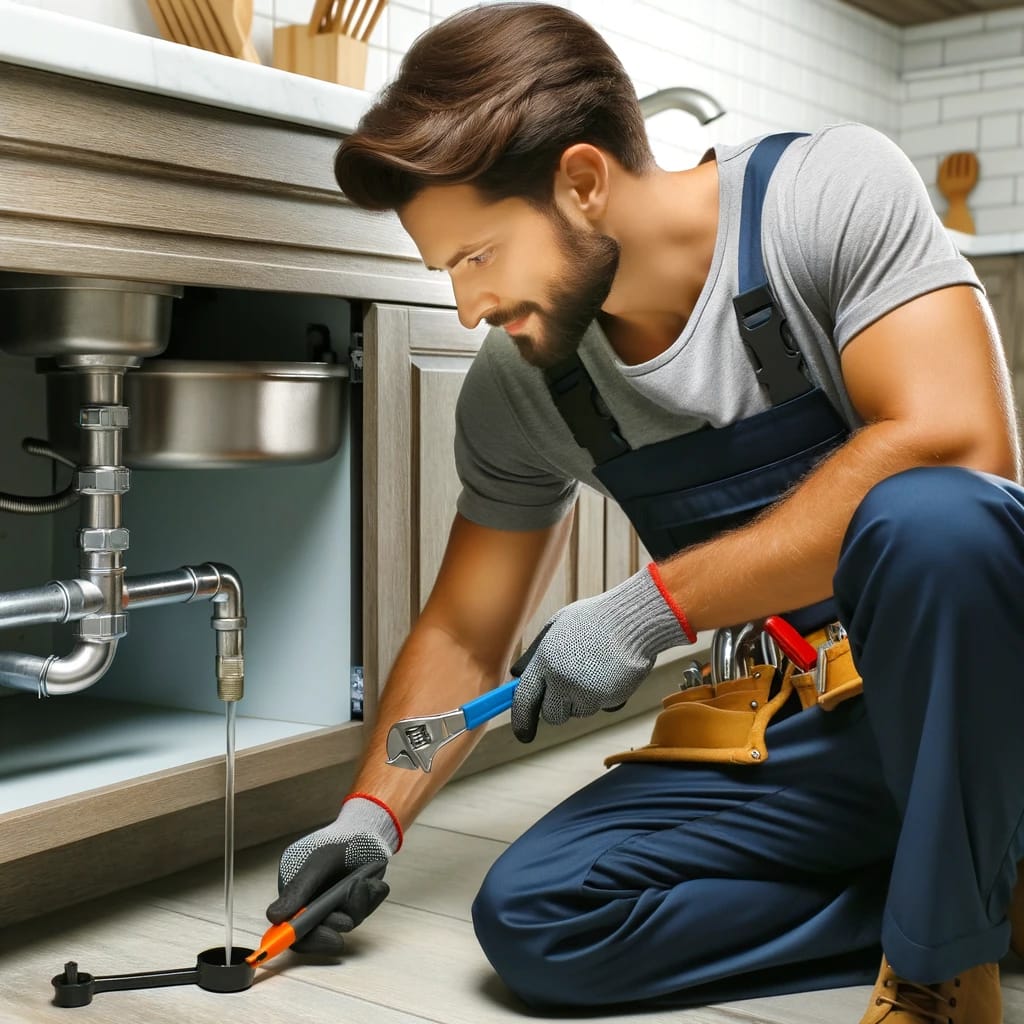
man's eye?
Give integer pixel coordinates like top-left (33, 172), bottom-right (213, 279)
top-left (468, 250), bottom-right (492, 266)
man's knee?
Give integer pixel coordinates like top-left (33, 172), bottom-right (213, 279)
top-left (472, 850), bottom-right (569, 1006)
top-left (837, 466), bottom-right (1021, 596)
top-left (472, 844), bottom-right (636, 1008)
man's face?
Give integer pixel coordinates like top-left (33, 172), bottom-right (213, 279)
top-left (400, 185), bottom-right (619, 368)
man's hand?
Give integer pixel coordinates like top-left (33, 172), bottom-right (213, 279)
top-left (265, 796), bottom-right (399, 955)
top-left (510, 564), bottom-right (693, 742)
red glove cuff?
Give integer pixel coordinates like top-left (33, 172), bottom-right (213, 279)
top-left (345, 792), bottom-right (405, 852)
top-left (646, 562), bottom-right (697, 644)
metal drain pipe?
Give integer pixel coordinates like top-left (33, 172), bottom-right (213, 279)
top-left (0, 361), bottom-right (246, 700)
top-left (0, 358), bottom-right (131, 696)
top-left (0, 276), bottom-right (244, 702)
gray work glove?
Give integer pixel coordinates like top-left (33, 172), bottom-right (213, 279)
top-left (511, 565), bottom-right (692, 743)
top-left (266, 796), bottom-right (398, 955)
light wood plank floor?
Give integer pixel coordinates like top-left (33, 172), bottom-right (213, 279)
top-left (1, 712), bottom-right (1022, 1023)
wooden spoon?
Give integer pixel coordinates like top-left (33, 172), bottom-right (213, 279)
top-left (937, 151), bottom-right (979, 234)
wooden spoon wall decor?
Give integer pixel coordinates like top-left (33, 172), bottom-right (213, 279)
top-left (937, 151), bottom-right (979, 235)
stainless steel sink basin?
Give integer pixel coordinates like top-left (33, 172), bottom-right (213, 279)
top-left (46, 360), bottom-right (349, 468)
top-left (0, 274), bottom-right (180, 359)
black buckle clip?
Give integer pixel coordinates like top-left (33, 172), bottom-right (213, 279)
top-left (546, 357), bottom-right (630, 464)
top-left (733, 285), bottom-right (811, 404)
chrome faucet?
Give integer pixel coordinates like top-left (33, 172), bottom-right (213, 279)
top-left (638, 87), bottom-right (725, 125)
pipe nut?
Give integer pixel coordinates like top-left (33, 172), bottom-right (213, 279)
top-left (76, 467), bottom-right (130, 495)
top-left (79, 527), bottom-right (130, 552)
top-left (79, 406), bottom-right (130, 429)
top-left (77, 614), bottom-right (128, 640)
top-left (212, 616), bottom-right (247, 631)
top-left (217, 655), bottom-right (245, 702)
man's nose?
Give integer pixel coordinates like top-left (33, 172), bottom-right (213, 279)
top-left (452, 279), bottom-right (497, 330)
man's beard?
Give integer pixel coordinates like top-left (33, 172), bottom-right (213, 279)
top-left (490, 207), bottom-right (620, 369)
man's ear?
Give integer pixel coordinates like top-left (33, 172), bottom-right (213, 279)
top-left (553, 144), bottom-right (610, 224)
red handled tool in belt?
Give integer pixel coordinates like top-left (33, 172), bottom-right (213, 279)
top-left (762, 615), bottom-right (817, 672)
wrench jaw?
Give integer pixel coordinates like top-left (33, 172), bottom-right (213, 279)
top-left (385, 709), bottom-right (468, 773)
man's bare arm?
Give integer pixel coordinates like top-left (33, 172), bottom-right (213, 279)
top-left (350, 510), bottom-right (574, 827)
top-left (658, 285), bottom-right (1020, 629)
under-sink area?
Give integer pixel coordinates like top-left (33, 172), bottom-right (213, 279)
top-left (0, 277), bottom-right (362, 817)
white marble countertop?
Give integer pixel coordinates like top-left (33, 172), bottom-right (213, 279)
top-left (0, 0), bottom-right (373, 135)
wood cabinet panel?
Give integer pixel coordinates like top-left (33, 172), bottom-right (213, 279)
top-left (0, 62), bottom-right (452, 302)
top-left (415, 355), bottom-right (475, 611)
top-left (970, 254), bottom-right (1024, 425)
top-left (362, 304), bottom-right (487, 714)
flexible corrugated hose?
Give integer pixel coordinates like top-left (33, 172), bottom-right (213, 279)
top-left (0, 438), bottom-right (79, 515)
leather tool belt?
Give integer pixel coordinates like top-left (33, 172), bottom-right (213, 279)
top-left (605, 626), bottom-right (863, 768)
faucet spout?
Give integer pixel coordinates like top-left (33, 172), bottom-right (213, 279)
top-left (638, 87), bottom-right (725, 125)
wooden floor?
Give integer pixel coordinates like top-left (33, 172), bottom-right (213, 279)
top-left (2, 711), bottom-right (1023, 1023)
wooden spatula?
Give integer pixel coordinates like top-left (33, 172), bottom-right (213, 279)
top-left (937, 151), bottom-right (979, 234)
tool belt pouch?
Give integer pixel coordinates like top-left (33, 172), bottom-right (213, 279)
top-left (604, 636), bottom-right (862, 768)
top-left (791, 636), bottom-right (863, 713)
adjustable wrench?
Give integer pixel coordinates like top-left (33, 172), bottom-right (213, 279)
top-left (385, 679), bottom-right (519, 773)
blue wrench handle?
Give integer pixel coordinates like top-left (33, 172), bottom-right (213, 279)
top-left (462, 678), bottom-right (519, 731)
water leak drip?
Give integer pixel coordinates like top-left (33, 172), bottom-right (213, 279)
top-left (224, 700), bottom-right (237, 962)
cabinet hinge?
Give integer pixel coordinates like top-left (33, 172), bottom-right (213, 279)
top-left (350, 665), bottom-right (364, 720)
top-left (349, 335), bottom-right (363, 384)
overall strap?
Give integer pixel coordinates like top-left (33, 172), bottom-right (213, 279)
top-left (733, 132), bottom-right (812, 404)
top-left (544, 353), bottom-right (631, 462)
top-left (545, 131), bottom-right (811, 466)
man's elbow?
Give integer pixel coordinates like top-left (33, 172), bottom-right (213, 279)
top-left (938, 432), bottom-right (1020, 484)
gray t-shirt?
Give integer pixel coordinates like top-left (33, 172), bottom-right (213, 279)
top-left (454, 122), bottom-right (982, 531)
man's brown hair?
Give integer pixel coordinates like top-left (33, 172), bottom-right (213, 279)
top-left (334, 2), bottom-right (654, 211)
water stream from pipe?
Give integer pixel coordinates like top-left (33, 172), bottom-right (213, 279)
top-left (224, 700), bottom-right (237, 961)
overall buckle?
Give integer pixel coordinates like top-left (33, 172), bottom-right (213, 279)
top-left (733, 285), bottom-right (812, 404)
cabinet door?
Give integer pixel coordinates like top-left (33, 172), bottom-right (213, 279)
top-left (970, 255), bottom-right (1024, 418)
top-left (362, 304), bottom-right (482, 722)
top-left (362, 304), bottom-right (607, 721)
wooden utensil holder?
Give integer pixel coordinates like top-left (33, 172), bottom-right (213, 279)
top-left (272, 24), bottom-right (368, 88)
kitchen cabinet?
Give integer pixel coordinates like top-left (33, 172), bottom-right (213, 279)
top-left (969, 255), bottom-right (1024, 420)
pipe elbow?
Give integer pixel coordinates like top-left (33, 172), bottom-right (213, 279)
top-left (206, 562), bottom-right (245, 622)
top-left (42, 640), bottom-right (118, 696)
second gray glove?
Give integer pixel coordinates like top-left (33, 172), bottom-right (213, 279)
top-left (510, 564), bottom-right (693, 742)
top-left (266, 795), bottom-right (399, 955)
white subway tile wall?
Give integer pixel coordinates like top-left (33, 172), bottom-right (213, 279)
top-left (900, 8), bottom-right (1024, 233)
top-left (7, 0), bottom-right (1024, 227)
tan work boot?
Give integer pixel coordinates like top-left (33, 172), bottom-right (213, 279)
top-left (1010, 860), bottom-right (1024, 958)
top-left (858, 956), bottom-right (1001, 1023)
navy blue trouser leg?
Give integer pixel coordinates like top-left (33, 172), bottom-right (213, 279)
top-left (472, 467), bottom-right (1024, 1008)
top-left (835, 466), bottom-right (1024, 983)
top-left (472, 701), bottom-right (897, 1008)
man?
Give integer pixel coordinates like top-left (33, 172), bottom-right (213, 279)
top-left (265, 4), bottom-right (1024, 1021)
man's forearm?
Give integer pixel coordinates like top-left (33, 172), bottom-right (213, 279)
top-left (660, 420), bottom-right (996, 631)
top-left (348, 621), bottom-right (503, 830)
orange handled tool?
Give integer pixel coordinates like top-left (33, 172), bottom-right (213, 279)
top-left (762, 615), bottom-right (817, 672)
top-left (246, 875), bottom-right (353, 967)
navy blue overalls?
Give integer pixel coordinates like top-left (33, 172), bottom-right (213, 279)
top-left (471, 134), bottom-right (1024, 1009)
